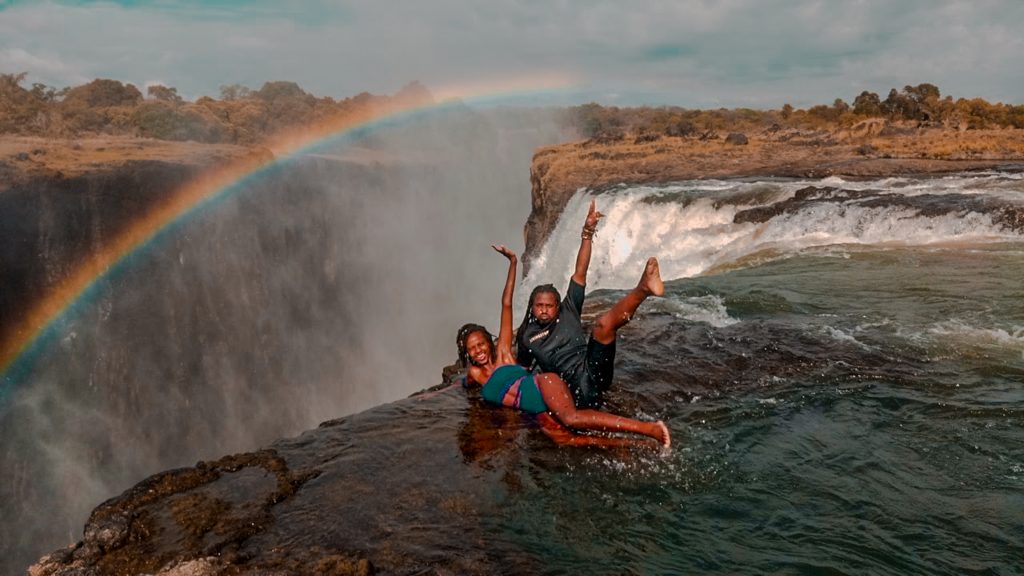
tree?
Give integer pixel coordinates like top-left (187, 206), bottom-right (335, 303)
top-left (219, 83), bottom-right (254, 101)
top-left (0, 72), bottom-right (41, 133)
top-left (62, 78), bottom-right (142, 107)
top-left (665, 117), bottom-right (696, 137)
top-left (852, 91), bottom-right (882, 116)
top-left (131, 101), bottom-right (225, 142)
top-left (904, 83), bottom-right (941, 121)
top-left (572, 103), bottom-right (606, 137)
top-left (807, 104), bottom-right (838, 123)
top-left (0, 72), bottom-right (31, 107)
top-left (905, 83), bottom-right (940, 103)
top-left (1007, 105), bottom-right (1024, 129)
top-left (147, 84), bottom-right (183, 104)
top-left (256, 81), bottom-right (309, 102)
top-left (882, 88), bottom-right (912, 119)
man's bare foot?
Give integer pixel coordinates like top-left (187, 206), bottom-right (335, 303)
top-left (652, 420), bottom-right (671, 448)
top-left (638, 257), bottom-right (665, 296)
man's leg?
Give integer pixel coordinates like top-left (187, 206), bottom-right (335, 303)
top-left (583, 257), bottom-right (664, 397)
top-left (584, 338), bottom-right (616, 398)
top-left (591, 257), bottom-right (664, 344)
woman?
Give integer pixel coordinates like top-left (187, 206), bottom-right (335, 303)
top-left (461, 245), bottom-right (670, 448)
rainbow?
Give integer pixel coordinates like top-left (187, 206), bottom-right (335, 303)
top-left (0, 76), bottom-right (577, 393)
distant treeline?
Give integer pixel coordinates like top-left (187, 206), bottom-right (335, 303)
top-left (0, 72), bottom-right (432, 143)
top-left (567, 83), bottom-right (1024, 140)
top-left (2, 74), bottom-right (1022, 144)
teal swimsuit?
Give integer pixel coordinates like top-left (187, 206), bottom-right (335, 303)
top-left (481, 365), bottom-right (548, 414)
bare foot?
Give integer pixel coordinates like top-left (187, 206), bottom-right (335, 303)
top-left (638, 257), bottom-right (665, 296)
top-left (653, 420), bottom-right (671, 449)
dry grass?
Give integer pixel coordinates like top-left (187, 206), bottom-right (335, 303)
top-left (0, 135), bottom-right (264, 189)
top-left (533, 127), bottom-right (1024, 197)
top-left (868, 128), bottom-right (1024, 160)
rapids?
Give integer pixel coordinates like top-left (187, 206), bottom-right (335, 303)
top-left (508, 172), bottom-right (1024, 573)
top-left (523, 172), bottom-right (1024, 292)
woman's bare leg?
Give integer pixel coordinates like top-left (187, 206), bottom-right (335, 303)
top-left (536, 373), bottom-right (670, 447)
top-left (591, 257), bottom-right (664, 344)
top-left (537, 414), bottom-right (651, 448)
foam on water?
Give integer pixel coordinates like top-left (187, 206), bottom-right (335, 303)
top-left (644, 294), bottom-right (739, 328)
top-left (928, 320), bottom-right (1024, 360)
top-left (524, 174), bottom-right (1024, 292)
top-left (822, 325), bottom-right (876, 351)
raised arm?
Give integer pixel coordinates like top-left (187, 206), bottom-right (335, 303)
top-left (571, 199), bottom-right (604, 286)
top-left (491, 245), bottom-right (518, 363)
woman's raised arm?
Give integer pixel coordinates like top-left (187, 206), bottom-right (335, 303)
top-left (491, 244), bottom-right (518, 361)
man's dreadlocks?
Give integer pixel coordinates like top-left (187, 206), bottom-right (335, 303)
top-left (515, 283), bottom-right (561, 353)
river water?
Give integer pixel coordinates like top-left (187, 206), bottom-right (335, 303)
top-left (10, 170), bottom-right (1024, 574)
top-left (491, 173), bottom-right (1024, 573)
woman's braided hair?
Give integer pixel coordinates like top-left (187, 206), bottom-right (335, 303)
top-left (456, 323), bottom-right (495, 368)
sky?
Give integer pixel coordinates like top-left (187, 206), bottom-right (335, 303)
top-left (1, 0), bottom-right (1022, 108)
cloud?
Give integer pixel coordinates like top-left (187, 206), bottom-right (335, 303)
top-left (0, 47), bottom-right (90, 85)
top-left (0, 0), bottom-right (1021, 107)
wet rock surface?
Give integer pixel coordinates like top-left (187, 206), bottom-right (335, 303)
top-left (27, 384), bottom-right (557, 576)
top-left (29, 450), bottom-right (363, 576)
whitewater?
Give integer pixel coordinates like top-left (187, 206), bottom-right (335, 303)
top-left (525, 172), bottom-right (1024, 291)
top-left (496, 171), bottom-right (1023, 573)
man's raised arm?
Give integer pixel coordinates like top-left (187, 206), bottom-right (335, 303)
top-left (571, 199), bottom-right (604, 287)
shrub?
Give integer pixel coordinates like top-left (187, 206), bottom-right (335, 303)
top-left (131, 101), bottom-right (225, 142)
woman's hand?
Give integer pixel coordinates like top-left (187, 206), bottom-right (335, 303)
top-left (491, 244), bottom-right (517, 262)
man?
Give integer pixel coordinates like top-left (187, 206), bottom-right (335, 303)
top-left (516, 200), bottom-right (664, 408)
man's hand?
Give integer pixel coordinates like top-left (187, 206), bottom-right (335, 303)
top-left (491, 244), bottom-right (517, 261)
top-left (583, 199), bottom-right (603, 234)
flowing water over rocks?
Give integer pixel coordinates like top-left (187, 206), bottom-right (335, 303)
top-left (33, 172), bottom-right (1024, 575)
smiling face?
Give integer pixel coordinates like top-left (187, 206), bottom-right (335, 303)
top-left (530, 292), bottom-right (559, 324)
top-left (464, 330), bottom-right (494, 367)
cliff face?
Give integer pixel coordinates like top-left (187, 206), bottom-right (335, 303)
top-left (2, 112), bottom-right (567, 575)
top-left (0, 137), bottom-right (271, 344)
top-left (1, 138), bottom-right (276, 575)
top-left (521, 126), bottom-right (1024, 270)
